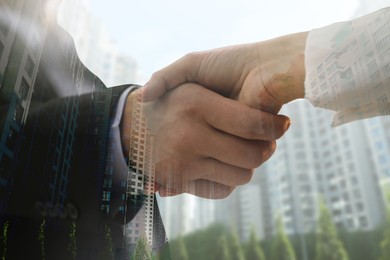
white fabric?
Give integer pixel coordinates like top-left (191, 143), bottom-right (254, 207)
top-left (305, 7), bottom-right (390, 126)
top-left (110, 86), bottom-right (138, 186)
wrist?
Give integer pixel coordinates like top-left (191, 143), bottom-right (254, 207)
top-left (121, 89), bottom-right (141, 155)
top-left (262, 31), bottom-right (308, 104)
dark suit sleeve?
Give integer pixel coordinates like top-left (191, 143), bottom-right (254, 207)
top-left (0, 8), bottom-right (143, 258)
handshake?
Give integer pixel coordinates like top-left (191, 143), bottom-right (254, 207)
top-left (121, 32), bottom-right (308, 199)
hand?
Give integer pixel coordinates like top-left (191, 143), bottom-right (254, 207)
top-left (142, 32), bottom-right (308, 113)
top-left (122, 84), bottom-right (290, 199)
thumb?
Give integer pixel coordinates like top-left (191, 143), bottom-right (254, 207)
top-left (259, 56), bottom-right (305, 112)
top-left (142, 53), bottom-right (202, 102)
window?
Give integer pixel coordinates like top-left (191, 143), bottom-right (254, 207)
top-left (0, 42), bottom-right (4, 60)
top-left (96, 103), bottom-right (105, 113)
top-left (98, 93), bottom-right (107, 101)
top-left (12, 102), bottom-right (24, 124)
top-left (356, 203), bottom-right (364, 212)
top-left (25, 55), bottom-right (34, 77)
top-left (101, 205), bottom-right (110, 214)
top-left (103, 178), bottom-right (112, 188)
top-left (19, 78), bottom-right (30, 100)
top-left (0, 13), bottom-right (9, 36)
top-left (359, 216), bottom-right (368, 228)
top-left (0, 154), bottom-right (12, 179)
top-left (102, 191), bottom-right (111, 202)
top-left (6, 127), bottom-right (18, 150)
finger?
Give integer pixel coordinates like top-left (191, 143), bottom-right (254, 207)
top-left (155, 158), bottom-right (253, 188)
top-left (142, 53), bottom-right (202, 102)
top-left (190, 180), bottom-right (235, 199)
top-left (199, 86), bottom-right (291, 141)
top-left (197, 160), bottom-right (253, 187)
top-left (202, 128), bottom-right (277, 169)
top-left (158, 181), bottom-right (235, 200)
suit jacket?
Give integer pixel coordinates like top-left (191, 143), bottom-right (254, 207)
top-left (0, 1), bottom-right (168, 259)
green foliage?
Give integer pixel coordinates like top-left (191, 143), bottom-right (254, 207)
top-left (100, 224), bottom-right (114, 260)
top-left (133, 237), bottom-right (152, 260)
top-left (379, 208), bottom-right (390, 260)
top-left (245, 228), bottom-right (265, 260)
top-left (1, 221), bottom-right (9, 260)
top-left (339, 228), bottom-right (380, 260)
top-left (214, 235), bottom-right (230, 260)
top-left (166, 220), bottom-right (386, 260)
top-left (154, 243), bottom-right (171, 260)
top-left (315, 200), bottom-right (348, 260)
top-left (68, 221), bottom-right (77, 260)
top-left (270, 218), bottom-right (296, 260)
top-left (227, 229), bottom-right (245, 260)
top-left (172, 236), bottom-right (188, 260)
top-left (170, 224), bottom-right (228, 260)
top-left (38, 219), bottom-right (46, 260)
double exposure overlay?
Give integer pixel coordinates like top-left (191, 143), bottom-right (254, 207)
top-left (1, 0), bottom-right (390, 260)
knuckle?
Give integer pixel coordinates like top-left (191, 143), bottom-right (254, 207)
top-left (181, 99), bottom-right (199, 115)
top-left (246, 141), bottom-right (276, 168)
top-left (217, 186), bottom-right (235, 199)
top-left (262, 141), bottom-right (277, 161)
top-left (240, 114), bottom-right (262, 139)
top-left (150, 70), bottom-right (163, 82)
top-left (246, 143), bottom-right (267, 168)
top-left (183, 52), bottom-right (200, 63)
top-left (237, 169), bottom-right (253, 185)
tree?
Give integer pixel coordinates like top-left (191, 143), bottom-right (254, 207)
top-left (315, 200), bottom-right (348, 260)
top-left (270, 217), bottom-right (296, 260)
top-left (100, 224), bottom-right (114, 260)
top-left (154, 243), bottom-right (171, 260)
top-left (133, 237), bottom-right (152, 260)
top-left (1, 221), bottom-right (9, 260)
top-left (214, 235), bottom-right (230, 260)
top-left (379, 191), bottom-right (390, 260)
top-left (227, 229), bottom-right (245, 260)
top-left (172, 236), bottom-right (188, 260)
top-left (68, 221), bottom-right (77, 260)
top-left (245, 228), bottom-right (265, 260)
top-left (38, 219), bottom-right (46, 260)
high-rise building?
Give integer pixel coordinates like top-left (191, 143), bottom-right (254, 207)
top-left (0, 1), bottom-right (133, 258)
top-left (57, 0), bottom-right (138, 87)
top-left (0, 0), bottom-right (49, 211)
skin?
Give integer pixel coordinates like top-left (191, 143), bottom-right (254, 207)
top-left (142, 31), bottom-right (308, 112)
top-left (121, 31), bottom-right (308, 199)
top-left (121, 84), bottom-right (290, 199)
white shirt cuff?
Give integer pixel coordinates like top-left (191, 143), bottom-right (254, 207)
top-left (110, 86), bottom-right (139, 181)
top-left (304, 7), bottom-right (390, 126)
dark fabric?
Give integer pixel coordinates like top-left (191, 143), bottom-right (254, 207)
top-left (0, 1), bottom-right (168, 259)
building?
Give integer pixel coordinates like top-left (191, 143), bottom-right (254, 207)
top-left (57, 0), bottom-right (138, 87)
top-left (0, 1), bottom-right (133, 258)
top-left (0, 0), bottom-right (49, 212)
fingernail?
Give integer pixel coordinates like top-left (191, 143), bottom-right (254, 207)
top-left (285, 118), bottom-right (291, 131)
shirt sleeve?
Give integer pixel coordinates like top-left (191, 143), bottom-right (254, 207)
top-left (109, 86), bottom-right (139, 189)
top-left (304, 7), bottom-right (390, 126)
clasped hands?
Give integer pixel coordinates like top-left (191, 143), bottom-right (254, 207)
top-left (121, 32), bottom-right (308, 199)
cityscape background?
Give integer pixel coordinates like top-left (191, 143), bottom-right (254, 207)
top-left (57, 0), bottom-right (390, 255)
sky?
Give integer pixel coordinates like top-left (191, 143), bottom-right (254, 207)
top-left (86, 0), bottom-right (361, 84)
top-left (76, 0), bottom-right (390, 237)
